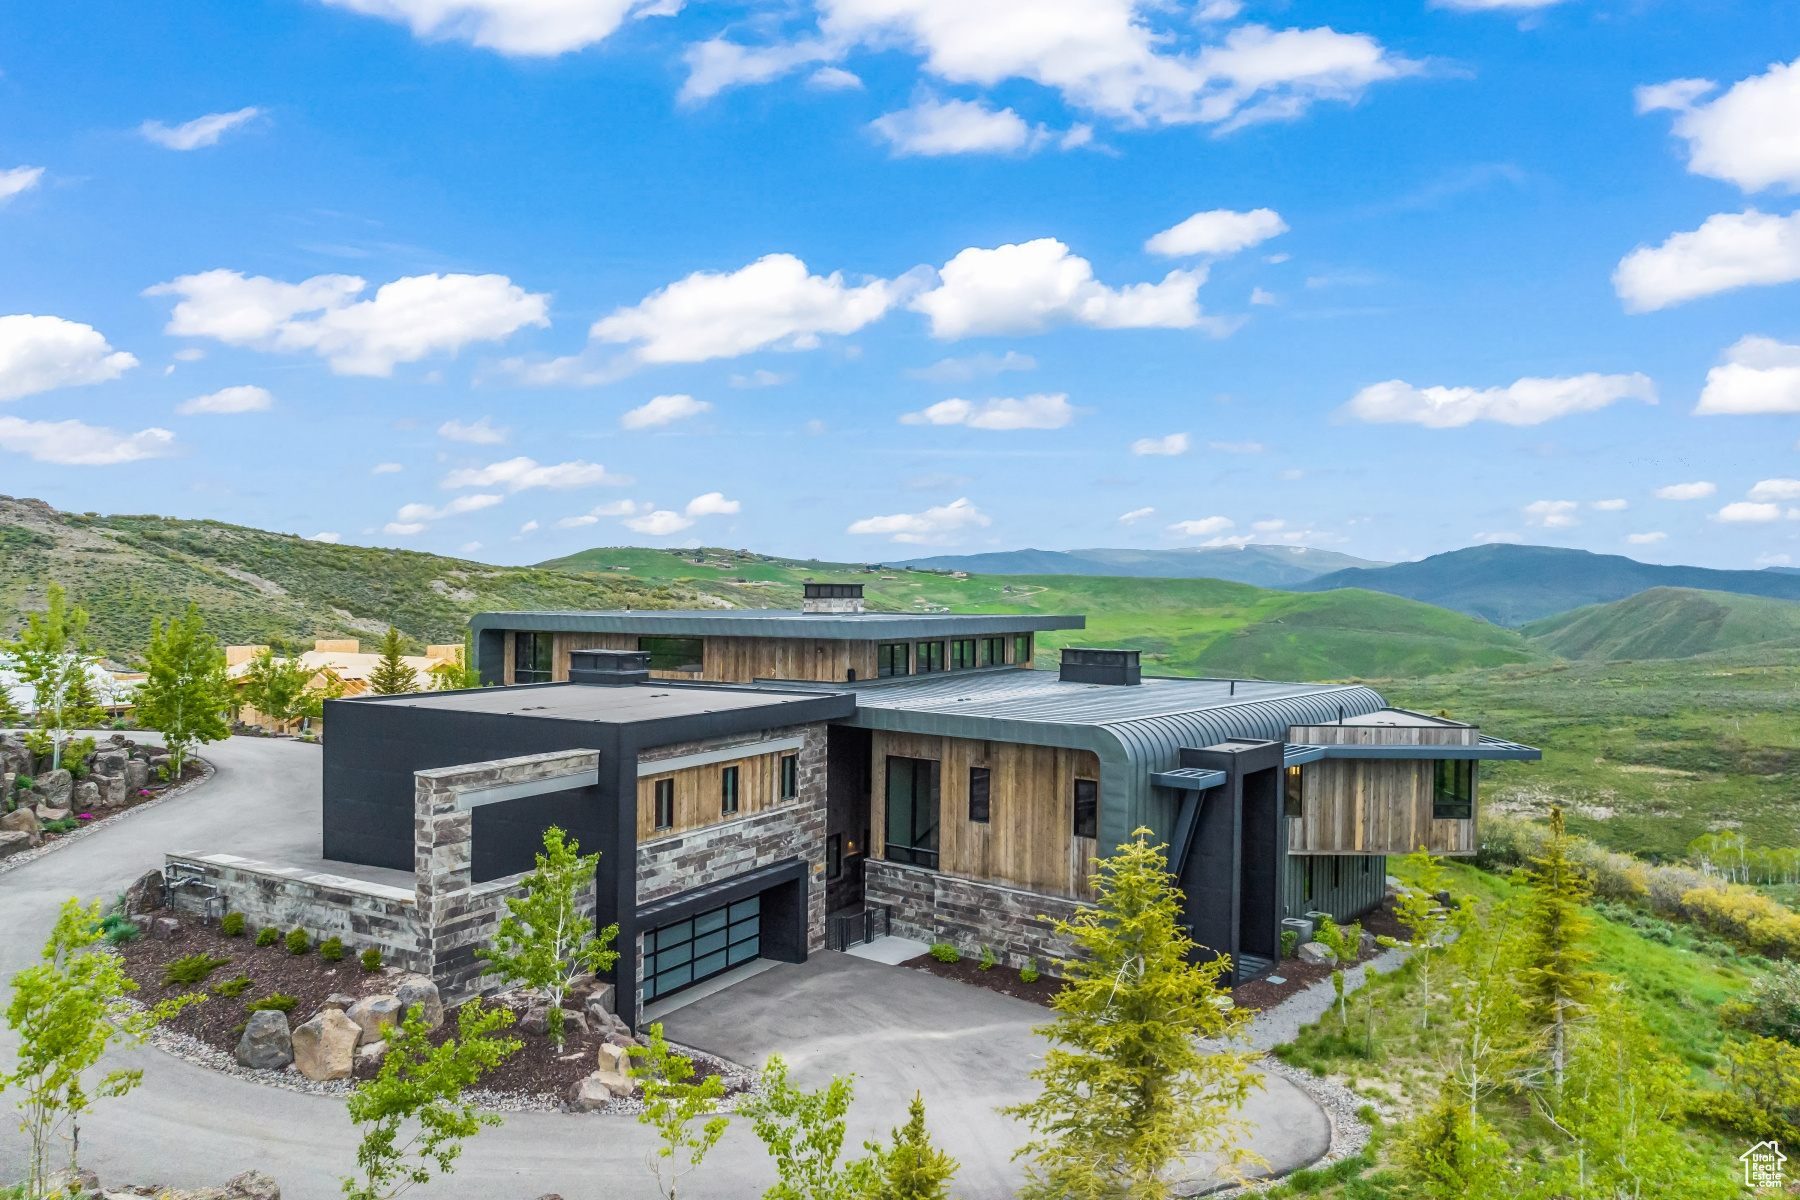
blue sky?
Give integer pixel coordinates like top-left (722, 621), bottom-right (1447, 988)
top-left (3, 0), bottom-right (1799, 569)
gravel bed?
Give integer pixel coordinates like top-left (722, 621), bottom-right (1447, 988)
top-left (0, 757), bottom-right (213, 878)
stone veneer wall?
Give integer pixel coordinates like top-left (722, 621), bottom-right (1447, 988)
top-left (863, 859), bottom-right (1083, 973)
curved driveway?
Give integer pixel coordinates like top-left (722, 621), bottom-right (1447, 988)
top-left (0, 736), bottom-right (1328, 1199)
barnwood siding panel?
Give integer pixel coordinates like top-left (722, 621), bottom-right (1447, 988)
top-left (704, 637), bottom-right (878, 684)
top-left (871, 731), bottom-right (1099, 899)
top-left (1287, 759), bottom-right (1477, 857)
top-left (636, 749), bottom-right (786, 840)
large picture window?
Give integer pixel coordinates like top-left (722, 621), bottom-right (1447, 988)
top-left (949, 639), bottom-right (977, 670)
top-left (513, 632), bottom-right (554, 683)
top-left (1073, 778), bottom-right (1097, 840)
top-left (638, 636), bottom-right (705, 673)
top-left (884, 756), bottom-right (940, 869)
top-left (915, 641), bottom-right (944, 674)
top-left (1433, 759), bottom-right (1475, 820)
top-left (877, 643), bottom-right (909, 677)
top-left (968, 766), bottom-right (991, 823)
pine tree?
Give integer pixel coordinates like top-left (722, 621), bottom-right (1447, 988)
top-left (134, 604), bottom-right (232, 777)
top-left (368, 626), bottom-right (419, 695)
top-left (1002, 828), bottom-right (1263, 1200)
top-left (1521, 807), bottom-right (1603, 1095)
top-left (867, 1093), bottom-right (959, 1200)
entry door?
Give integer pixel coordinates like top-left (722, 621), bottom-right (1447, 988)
top-left (643, 896), bottom-right (761, 1001)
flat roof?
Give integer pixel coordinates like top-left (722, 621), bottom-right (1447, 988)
top-left (1334, 707), bottom-right (1472, 728)
top-left (346, 681), bottom-right (842, 725)
top-left (469, 609), bottom-right (1084, 641)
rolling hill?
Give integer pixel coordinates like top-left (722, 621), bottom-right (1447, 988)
top-left (1295, 543), bottom-right (1800, 626)
top-left (886, 544), bottom-right (1389, 587)
top-left (1521, 586), bottom-right (1800, 660)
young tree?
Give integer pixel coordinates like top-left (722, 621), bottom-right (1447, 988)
top-left (238, 648), bottom-right (343, 729)
top-left (0, 679), bottom-right (24, 731)
top-left (368, 626), bottom-right (419, 696)
top-left (864, 1092), bottom-right (959, 1200)
top-left (1312, 915), bottom-right (1364, 1027)
top-left (5, 583), bottom-right (105, 770)
top-left (1002, 828), bottom-right (1264, 1200)
top-left (2, 898), bottom-right (201, 1194)
top-left (133, 604), bottom-right (232, 777)
top-left (1377, 846), bottom-right (1453, 1029)
top-left (1520, 807), bottom-right (1603, 1094)
top-left (476, 826), bottom-right (617, 1049)
top-left (628, 1022), bottom-right (731, 1200)
top-left (741, 1053), bottom-right (879, 1200)
top-left (427, 631), bottom-right (482, 691)
top-left (341, 999), bottom-right (521, 1200)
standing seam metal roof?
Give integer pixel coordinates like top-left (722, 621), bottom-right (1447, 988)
top-left (469, 610), bottom-right (1084, 641)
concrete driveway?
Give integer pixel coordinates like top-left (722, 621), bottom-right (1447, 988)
top-left (0, 735), bottom-right (1327, 1199)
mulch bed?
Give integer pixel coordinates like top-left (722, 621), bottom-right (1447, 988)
top-left (116, 910), bottom-right (747, 1105)
top-left (899, 952), bottom-right (1070, 1006)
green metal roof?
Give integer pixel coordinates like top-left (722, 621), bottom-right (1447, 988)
top-left (469, 610), bottom-right (1083, 642)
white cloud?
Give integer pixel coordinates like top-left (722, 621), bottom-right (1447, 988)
top-left (1637, 57), bottom-right (1800, 193)
top-left (1131, 432), bottom-right (1189, 456)
top-left (1591, 498), bottom-right (1629, 511)
top-left (0, 166), bottom-right (44, 202)
top-left (1432, 0), bottom-right (1565, 10)
top-left (591, 253), bottom-right (901, 365)
top-left (373, 462), bottom-right (404, 474)
top-left (1626, 531), bottom-right (1666, 544)
top-left (912, 239), bottom-right (1207, 338)
top-left (1250, 287), bottom-right (1278, 305)
top-left (1524, 499), bottom-right (1580, 528)
top-left (441, 457), bottom-right (630, 491)
top-left (394, 494), bottom-right (504, 524)
top-left (901, 393), bottom-right (1076, 430)
top-left (872, 97), bottom-right (1035, 156)
top-left (1654, 481), bottom-right (1716, 500)
top-left (1715, 501), bottom-right (1796, 523)
top-left (625, 509), bottom-right (696, 535)
top-left (1473, 530), bottom-right (1522, 544)
top-left (1758, 552), bottom-right (1792, 565)
top-left (1277, 468), bottom-right (1305, 480)
top-left (1251, 518), bottom-right (1286, 532)
top-left (1119, 506), bottom-right (1156, 523)
top-left (462, 541), bottom-right (483, 553)
top-left (438, 417), bottom-right (510, 444)
top-left (1696, 336), bottom-right (1800, 415)
top-left (905, 350), bottom-right (1035, 382)
top-left (847, 496), bottom-right (991, 544)
top-left (175, 384), bottom-right (273, 415)
top-left (173, 348), bottom-right (206, 362)
top-left (1614, 210), bottom-right (1800, 312)
top-left (810, 67), bottom-right (864, 90)
top-left (1748, 478), bottom-right (1800, 501)
top-left (140, 107), bottom-right (262, 150)
top-left (1345, 372), bottom-right (1657, 427)
top-left (1168, 515), bottom-right (1234, 536)
top-left (686, 492), bottom-right (741, 516)
top-left (1209, 440), bottom-right (1263, 454)
top-left (384, 522), bottom-right (426, 536)
top-left (730, 369), bottom-right (793, 387)
top-left (318, 0), bottom-right (675, 56)
top-left (146, 269), bottom-right (549, 376)
top-left (308, 532), bottom-right (341, 543)
top-left (559, 500), bottom-right (641, 528)
top-left (622, 393), bottom-right (711, 428)
top-left (0, 416), bottom-right (177, 465)
top-left (557, 514), bottom-right (598, 528)
top-left (1145, 208), bottom-right (1287, 257)
top-left (519, 520), bottom-right (540, 533)
top-left (0, 314), bottom-right (139, 401)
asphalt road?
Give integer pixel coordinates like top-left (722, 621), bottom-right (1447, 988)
top-left (0, 735), bottom-right (1329, 1198)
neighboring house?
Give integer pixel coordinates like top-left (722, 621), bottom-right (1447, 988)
top-left (1, 659), bottom-right (142, 721)
top-left (320, 585), bottom-right (1539, 1028)
top-left (226, 639), bottom-right (461, 733)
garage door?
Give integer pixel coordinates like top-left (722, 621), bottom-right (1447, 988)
top-left (643, 895), bottom-right (761, 1002)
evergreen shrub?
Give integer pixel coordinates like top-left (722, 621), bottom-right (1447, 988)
top-left (285, 928), bottom-right (310, 955)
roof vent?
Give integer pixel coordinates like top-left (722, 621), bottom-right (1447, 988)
top-left (1059, 647), bottom-right (1141, 686)
top-left (803, 582), bottom-right (865, 614)
top-left (568, 648), bottom-right (650, 686)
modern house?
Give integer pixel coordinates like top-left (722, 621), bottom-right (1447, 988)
top-left (319, 585), bottom-right (1538, 1026)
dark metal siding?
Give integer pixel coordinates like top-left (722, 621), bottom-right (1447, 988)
top-left (1284, 854), bottom-right (1388, 923)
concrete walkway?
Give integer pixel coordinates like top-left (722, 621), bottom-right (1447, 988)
top-left (0, 736), bottom-right (1329, 1198)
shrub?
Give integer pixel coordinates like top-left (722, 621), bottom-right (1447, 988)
top-left (978, 945), bottom-right (998, 971)
top-left (1020, 958), bottom-right (1040, 985)
top-left (246, 992), bottom-right (299, 1013)
top-left (42, 817), bottom-right (79, 834)
top-left (1693, 1036), bottom-right (1800, 1141)
top-left (163, 952), bottom-right (232, 988)
top-left (1681, 886), bottom-right (1800, 958)
top-left (360, 947), bottom-right (384, 972)
top-left (320, 936), bottom-right (345, 962)
top-left (254, 927), bottom-right (278, 947)
top-left (1281, 929), bottom-right (1299, 959)
top-left (1722, 961), bottom-right (1800, 1043)
top-left (220, 912), bottom-right (245, 937)
top-left (103, 920), bottom-right (140, 947)
top-left (928, 942), bottom-right (960, 964)
top-left (212, 973), bottom-right (252, 998)
top-left (285, 928), bottom-right (310, 955)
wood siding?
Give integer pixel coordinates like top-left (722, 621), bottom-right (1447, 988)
top-left (870, 731), bottom-right (1100, 899)
top-left (636, 748), bottom-right (792, 841)
top-left (1287, 759), bottom-right (1478, 857)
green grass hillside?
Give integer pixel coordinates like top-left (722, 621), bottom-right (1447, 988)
top-left (1522, 586), bottom-right (1800, 660)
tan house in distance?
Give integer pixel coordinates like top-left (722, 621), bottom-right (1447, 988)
top-left (225, 639), bottom-right (461, 733)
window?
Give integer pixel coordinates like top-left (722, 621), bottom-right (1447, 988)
top-left (780, 753), bottom-right (798, 800)
top-left (1073, 778), bottom-right (1097, 840)
top-left (513, 632), bottom-right (554, 683)
top-left (638, 636), bottom-right (705, 673)
top-left (1362, 855), bottom-right (1372, 874)
top-left (884, 756), bottom-right (940, 869)
top-left (949, 639), bottom-right (977, 670)
top-left (720, 765), bottom-right (739, 816)
top-left (877, 643), bottom-right (910, 677)
top-left (1284, 766), bottom-right (1304, 818)
top-left (915, 641), bottom-right (944, 674)
top-left (653, 778), bottom-right (674, 831)
top-left (1331, 857), bottom-right (1341, 888)
top-left (968, 766), bottom-right (991, 823)
top-left (979, 636), bottom-right (1005, 667)
top-left (1433, 759), bottom-right (1475, 820)
top-left (827, 833), bottom-right (843, 880)
top-left (642, 896), bottom-right (760, 1001)
top-left (1012, 633), bottom-right (1032, 667)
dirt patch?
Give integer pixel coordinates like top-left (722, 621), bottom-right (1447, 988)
top-left (898, 953), bottom-right (1069, 1007)
top-left (1231, 898), bottom-right (1406, 1013)
top-left (116, 911), bottom-right (747, 1106)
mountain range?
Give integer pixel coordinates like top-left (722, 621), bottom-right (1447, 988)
top-left (891, 544), bottom-right (1387, 587)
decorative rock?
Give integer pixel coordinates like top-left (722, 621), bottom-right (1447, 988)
top-left (604, 1032), bottom-right (636, 1051)
top-left (0, 830), bottom-right (31, 857)
top-left (521, 1004), bottom-right (550, 1036)
top-left (394, 977), bottom-right (442, 1030)
top-left (591, 1043), bottom-right (636, 1097)
top-left (94, 749), bottom-right (128, 775)
top-left (222, 1170), bottom-right (282, 1200)
top-left (125, 760), bottom-right (150, 791)
top-left (1, 806), bottom-right (41, 835)
top-left (124, 868), bottom-right (167, 913)
top-left (570, 1073), bottom-right (615, 1111)
top-left (347, 994), bottom-right (402, 1042)
top-left (235, 1009), bottom-right (294, 1069)
top-left (150, 916), bottom-right (180, 941)
top-left (44, 1166), bottom-right (100, 1198)
top-left (34, 767), bottom-right (71, 806)
top-left (355, 1039), bottom-right (388, 1066)
top-left (34, 805), bottom-right (71, 822)
top-left (1359, 930), bottom-right (1379, 956)
top-left (561, 1007), bottom-right (589, 1036)
top-left (72, 780), bottom-right (99, 811)
top-left (1297, 940), bottom-right (1338, 965)
top-left (97, 774), bottom-right (128, 807)
top-left (583, 982), bottom-right (616, 1018)
top-left (292, 1008), bottom-right (360, 1081)
top-left (322, 993), bottom-right (357, 1010)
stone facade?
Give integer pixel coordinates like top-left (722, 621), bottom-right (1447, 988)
top-left (863, 858), bottom-right (1083, 973)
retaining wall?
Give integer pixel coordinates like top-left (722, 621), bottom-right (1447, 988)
top-left (863, 859), bottom-right (1083, 973)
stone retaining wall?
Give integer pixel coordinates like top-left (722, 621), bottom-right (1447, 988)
top-left (863, 859), bottom-right (1083, 973)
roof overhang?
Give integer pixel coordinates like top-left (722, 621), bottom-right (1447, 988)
top-left (469, 610), bottom-right (1084, 642)
top-left (1285, 735), bottom-right (1541, 765)
top-left (1149, 767), bottom-right (1229, 791)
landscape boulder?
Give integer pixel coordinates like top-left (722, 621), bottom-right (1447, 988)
top-left (322, 992), bottom-right (356, 1010)
top-left (97, 774), bottom-right (128, 807)
top-left (72, 780), bottom-right (99, 811)
top-left (222, 1170), bottom-right (281, 1200)
top-left (355, 1039), bottom-right (388, 1067)
top-left (590, 1042), bottom-right (636, 1098)
top-left (33, 767), bottom-right (71, 806)
top-left (347, 994), bottom-right (403, 1042)
top-left (521, 1004), bottom-right (550, 1036)
top-left (236, 1010), bottom-right (294, 1070)
top-left (124, 868), bottom-right (167, 913)
top-left (34, 804), bottom-right (71, 823)
top-left (94, 749), bottom-right (128, 776)
top-left (44, 1167), bottom-right (100, 1198)
top-left (1297, 941), bottom-right (1338, 965)
top-left (125, 760), bottom-right (150, 791)
top-left (395, 977), bottom-right (443, 1030)
top-left (292, 1008), bottom-right (360, 1081)
top-left (0, 830), bottom-right (31, 858)
top-left (150, 917), bottom-right (180, 941)
top-left (1, 806), bottom-right (41, 836)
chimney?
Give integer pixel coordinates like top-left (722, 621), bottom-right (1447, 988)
top-left (803, 582), bottom-right (864, 614)
top-left (1059, 647), bottom-right (1141, 686)
top-left (568, 649), bottom-right (651, 686)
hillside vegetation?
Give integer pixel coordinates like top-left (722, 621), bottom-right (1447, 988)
top-left (886, 543), bottom-right (1387, 586)
top-left (1522, 586), bottom-right (1800, 660)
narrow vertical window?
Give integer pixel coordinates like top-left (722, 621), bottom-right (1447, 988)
top-left (915, 641), bottom-right (944, 673)
top-left (1284, 766), bottom-right (1303, 818)
top-left (720, 765), bottom-right (739, 816)
top-left (968, 766), bottom-right (991, 823)
top-left (780, 753), bottom-right (798, 800)
top-left (878, 642), bottom-right (910, 677)
top-left (1073, 778), bottom-right (1097, 840)
top-left (1331, 856), bottom-right (1341, 889)
top-left (949, 639), bottom-right (976, 670)
top-left (654, 778), bottom-right (674, 831)
top-left (1012, 633), bottom-right (1032, 667)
